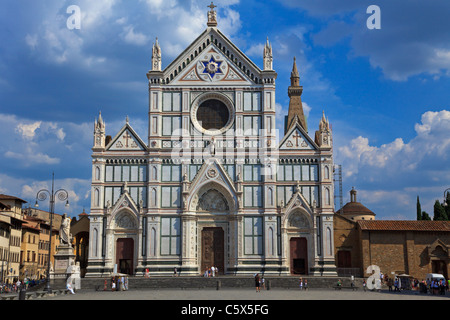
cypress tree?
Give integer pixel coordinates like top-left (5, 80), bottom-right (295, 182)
top-left (416, 196), bottom-right (422, 221)
top-left (433, 200), bottom-right (447, 221)
top-left (422, 211), bottom-right (431, 221)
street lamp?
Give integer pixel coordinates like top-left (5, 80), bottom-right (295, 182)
top-left (34, 173), bottom-right (69, 293)
top-left (444, 188), bottom-right (450, 207)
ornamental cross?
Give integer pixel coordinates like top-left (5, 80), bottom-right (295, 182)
top-left (292, 131), bottom-right (302, 147)
top-left (208, 2), bottom-right (217, 11)
top-left (123, 131), bottom-right (132, 148)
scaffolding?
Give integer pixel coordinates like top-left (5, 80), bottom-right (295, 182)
top-left (333, 164), bottom-right (343, 214)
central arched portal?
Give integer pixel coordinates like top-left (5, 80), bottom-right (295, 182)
top-left (201, 227), bottom-right (224, 275)
top-left (195, 187), bottom-right (231, 276)
top-left (116, 238), bottom-right (134, 275)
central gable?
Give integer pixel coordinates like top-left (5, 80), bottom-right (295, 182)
top-left (162, 28), bottom-right (263, 86)
top-left (170, 46), bottom-right (253, 85)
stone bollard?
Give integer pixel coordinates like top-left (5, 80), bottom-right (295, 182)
top-left (217, 280), bottom-right (221, 290)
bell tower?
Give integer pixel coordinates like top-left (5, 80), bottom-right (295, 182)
top-left (285, 57), bottom-right (308, 133)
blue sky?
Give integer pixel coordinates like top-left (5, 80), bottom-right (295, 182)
top-left (0, 0), bottom-right (449, 219)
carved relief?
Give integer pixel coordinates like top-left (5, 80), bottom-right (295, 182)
top-left (115, 212), bottom-right (136, 229)
top-left (288, 212), bottom-right (310, 229)
top-left (197, 189), bottom-right (229, 212)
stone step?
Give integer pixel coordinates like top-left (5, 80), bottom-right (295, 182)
top-left (50, 276), bottom-right (364, 291)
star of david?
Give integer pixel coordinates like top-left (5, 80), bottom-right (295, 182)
top-left (201, 56), bottom-right (223, 79)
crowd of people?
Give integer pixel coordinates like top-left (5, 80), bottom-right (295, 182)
top-left (376, 271), bottom-right (449, 295)
top-left (109, 276), bottom-right (129, 292)
top-left (0, 278), bottom-right (44, 293)
top-left (203, 266), bottom-right (219, 277)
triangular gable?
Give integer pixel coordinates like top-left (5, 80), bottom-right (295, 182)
top-left (186, 159), bottom-right (238, 211)
top-left (279, 122), bottom-right (318, 151)
top-left (109, 189), bottom-right (140, 226)
top-left (107, 123), bottom-right (147, 151)
top-left (284, 190), bottom-right (313, 216)
top-left (170, 45), bottom-right (253, 85)
top-left (163, 28), bottom-right (263, 86)
top-left (189, 159), bottom-right (237, 194)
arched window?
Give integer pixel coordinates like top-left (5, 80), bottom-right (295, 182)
top-left (94, 188), bottom-right (100, 207)
top-left (150, 228), bottom-right (157, 257)
top-left (95, 166), bottom-right (101, 181)
top-left (92, 228), bottom-right (98, 257)
top-left (268, 227), bottom-right (274, 256)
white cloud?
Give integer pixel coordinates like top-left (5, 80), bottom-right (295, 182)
top-left (25, 34), bottom-right (39, 50)
top-left (15, 122), bottom-right (42, 140)
top-left (335, 110), bottom-right (450, 218)
top-left (5, 150), bottom-right (60, 165)
top-left (121, 25), bottom-right (149, 46)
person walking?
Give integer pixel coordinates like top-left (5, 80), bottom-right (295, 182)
top-left (304, 279), bottom-right (308, 291)
top-left (255, 274), bottom-right (261, 292)
top-left (299, 277), bottom-right (303, 290)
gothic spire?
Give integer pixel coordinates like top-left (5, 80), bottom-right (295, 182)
top-left (290, 57), bottom-right (300, 86)
top-left (263, 37), bottom-right (273, 71)
top-left (152, 37), bottom-right (161, 71)
top-left (286, 57), bottom-right (307, 133)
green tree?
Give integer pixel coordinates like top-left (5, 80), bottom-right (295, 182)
top-left (433, 200), bottom-right (448, 221)
top-left (416, 196), bottom-right (422, 220)
top-left (422, 211), bottom-right (431, 220)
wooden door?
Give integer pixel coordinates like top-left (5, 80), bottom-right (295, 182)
top-left (337, 250), bottom-right (352, 268)
top-left (116, 238), bottom-right (134, 275)
top-left (201, 228), bottom-right (224, 275)
top-left (290, 237), bottom-right (308, 275)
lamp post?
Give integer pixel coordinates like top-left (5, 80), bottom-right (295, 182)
top-left (444, 188), bottom-right (450, 207)
top-left (34, 173), bottom-right (69, 293)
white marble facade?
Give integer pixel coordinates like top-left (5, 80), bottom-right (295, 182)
top-left (86, 6), bottom-right (336, 277)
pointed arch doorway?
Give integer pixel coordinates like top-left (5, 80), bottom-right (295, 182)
top-left (201, 227), bottom-right (224, 275)
top-left (116, 238), bottom-right (134, 275)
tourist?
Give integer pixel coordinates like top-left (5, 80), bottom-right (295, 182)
top-left (174, 267), bottom-right (178, 277)
top-left (255, 274), bottom-right (261, 292)
top-left (388, 277), bottom-right (393, 291)
top-left (66, 282), bottom-right (75, 295)
top-left (363, 280), bottom-right (366, 292)
top-left (261, 276), bottom-right (265, 290)
top-left (299, 277), bottom-right (303, 290)
top-left (304, 279), bottom-right (308, 291)
top-left (211, 266), bottom-right (215, 277)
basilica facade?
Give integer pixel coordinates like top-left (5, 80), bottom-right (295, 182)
top-left (86, 5), bottom-right (336, 277)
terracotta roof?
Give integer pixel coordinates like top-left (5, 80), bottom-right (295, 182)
top-left (339, 201), bottom-right (375, 216)
top-left (358, 220), bottom-right (450, 232)
top-left (0, 194), bottom-right (27, 203)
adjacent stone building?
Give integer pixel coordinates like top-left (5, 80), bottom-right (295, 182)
top-left (358, 220), bottom-right (450, 280)
top-left (334, 189), bottom-right (450, 280)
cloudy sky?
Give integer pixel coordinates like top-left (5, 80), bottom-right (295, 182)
top-left (0, 0), bottom-right (449, 219)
